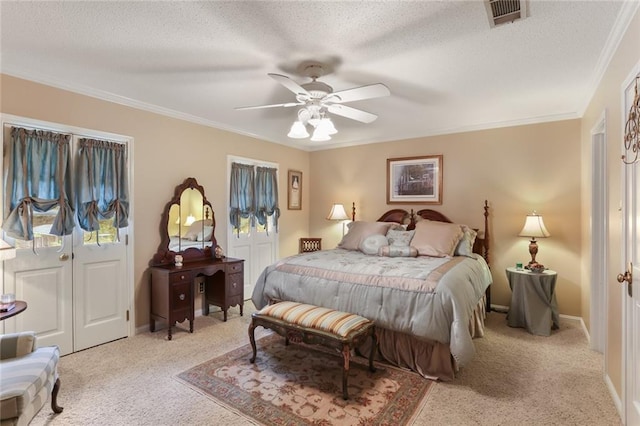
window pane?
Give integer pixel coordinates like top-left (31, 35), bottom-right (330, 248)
top-left (14, 209), bottom-right (62, 249)
top-left (83, 219), bottom-right (118, 245)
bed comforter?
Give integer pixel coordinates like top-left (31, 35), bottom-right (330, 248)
top-left (252, 248), bottom-right (492, 366)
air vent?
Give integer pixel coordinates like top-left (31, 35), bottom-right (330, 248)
top-left (485, 0), bottom-right (528, 27)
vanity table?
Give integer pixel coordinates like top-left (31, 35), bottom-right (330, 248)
top-left (149, 177), bottom-right (245, 340)
top-left (149, 257), bottom-right (244, 340)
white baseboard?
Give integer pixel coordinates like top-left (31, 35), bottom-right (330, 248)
top-left (604, 373), bottom-right (623, 420)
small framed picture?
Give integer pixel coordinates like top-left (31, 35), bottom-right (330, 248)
top-left (387, 155), bottom-right (443, 204)
top-left (287, 170), bottom-right (302, 210)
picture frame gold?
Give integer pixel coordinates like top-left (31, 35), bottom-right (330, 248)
top-left (386, 155), bottom-right (443, 204)
top-left (287, 170), bottom-right (302, 210)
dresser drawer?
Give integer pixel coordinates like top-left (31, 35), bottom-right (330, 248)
top-left (227, 262), bottom-right (243, 274)
top-left (170, 271), bottom-right (192, 284)
top-left (172, 281), bottom-right (192, 311)
top-left (227, 273), bottom-right (243, 297)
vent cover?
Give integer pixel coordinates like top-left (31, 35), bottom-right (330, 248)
top-left (485, 0), bottom-right (528, 27)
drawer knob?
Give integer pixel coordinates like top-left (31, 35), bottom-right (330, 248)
top-left (232, 282), bottom-right (237, 288)
top-left (179, 293), bottom-right (185, 301)
top-left (181, 275), bottom-right (185, 280)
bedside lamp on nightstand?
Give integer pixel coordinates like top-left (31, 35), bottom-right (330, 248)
top-left (518, 211), bottom-right (551, 268)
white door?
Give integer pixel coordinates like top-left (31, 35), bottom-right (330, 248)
top-left (226, 156), bottom-right (279, 300)
top-left (73, 226), bottom-right (128, 351)
top-left (621, 71), bottom-right (640, 426)
top-left (2, 231), bottom-right (74, 355)
top-left (1, 118), bottom-right (131, 355)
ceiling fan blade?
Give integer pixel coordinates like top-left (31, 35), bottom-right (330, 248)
top-left (328, 83), bottom-right (390, 103)
top-left (268, 73), bottom-right (311, 97)
top-left (327, 104), bottom-right (378, 124)
top-left (235, 102), bottom-right (304, 110)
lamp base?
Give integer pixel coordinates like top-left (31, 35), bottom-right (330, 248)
top-left (527, 238), bottom-right (539, 265)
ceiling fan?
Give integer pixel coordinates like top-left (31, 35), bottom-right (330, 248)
top-left (236, 63), bottom-right (390, 141)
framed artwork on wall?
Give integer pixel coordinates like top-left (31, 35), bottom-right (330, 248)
top-left (386, 155), bottom-right (443, 204)
top-left (288, 170), bottom-right (302, 210)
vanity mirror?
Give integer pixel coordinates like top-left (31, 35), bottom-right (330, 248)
top-left (152, 177), bottom-right (216, 266)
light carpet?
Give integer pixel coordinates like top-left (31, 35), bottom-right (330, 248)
top-left (30, 307), bottom-right (620, 425)
top-left (176, 333), bottom-right (433, 426)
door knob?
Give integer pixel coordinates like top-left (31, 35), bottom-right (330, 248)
top-left (617, 263), bottom-right (633, 297)
top-left (617, 271), bottom-right (631, 284)
top-left (59, 253), bottom-right (69, 261)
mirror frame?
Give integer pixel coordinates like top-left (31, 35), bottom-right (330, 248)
top-left (151, 177), bottom-right (217, 266)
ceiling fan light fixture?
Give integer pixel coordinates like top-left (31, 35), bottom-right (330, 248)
top-left (321, 117), bottom-right (338, 135)
top-left (311, 127), bottom-right (331, 142)
top-left (287, 121), bottom-right (309, 139)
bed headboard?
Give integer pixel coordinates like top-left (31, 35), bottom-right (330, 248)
top-left (374, 200), bottom-right (490, 266)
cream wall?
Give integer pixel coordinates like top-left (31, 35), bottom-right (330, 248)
top-left (580, 6), bottom-right (640, 402)
top-left (0, 74), bottom-right (309, 328)
top-left (309, 120), bottom-right (583, 315)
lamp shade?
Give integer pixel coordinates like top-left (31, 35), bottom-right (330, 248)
top-left (518, 212), bottom-right (550, 238)
top-left (0, 239), bottom-right (17, 261)
top-left (287, 121), bottom-right (309, 139)
top-left (326, 204), bottom-right (349, 221)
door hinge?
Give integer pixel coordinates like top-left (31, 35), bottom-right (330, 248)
top-left (126, 234), bottom-right (129, 246)
top-left (126, 310), bottom-right (129, 321)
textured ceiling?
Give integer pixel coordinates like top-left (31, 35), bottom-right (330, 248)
top-left (0, 1), bottom-right (634, 151)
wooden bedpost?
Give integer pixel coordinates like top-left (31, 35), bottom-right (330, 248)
top-left (483, 199), bottom-right (489, 266)
top-left (483, 199), bottom-right (491, 312)
top-left (351, 202), bottom-right (356, 221)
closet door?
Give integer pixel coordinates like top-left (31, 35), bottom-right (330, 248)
top-left (2, 229), bottom-right (74, 355)
top-left (73, 226), bottom-right (128, 351)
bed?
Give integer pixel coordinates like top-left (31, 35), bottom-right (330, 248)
top-left (252, 201), bottom-right (492, 381)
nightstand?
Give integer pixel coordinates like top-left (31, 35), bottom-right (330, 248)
top-left (506, 267), bottom-right (559, 336)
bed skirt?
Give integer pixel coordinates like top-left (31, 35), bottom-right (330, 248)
top-left (358, 295), bottom-right (487, 381)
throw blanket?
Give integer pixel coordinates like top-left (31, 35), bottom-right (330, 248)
top-left (252, 249), bottom-right (492, 366)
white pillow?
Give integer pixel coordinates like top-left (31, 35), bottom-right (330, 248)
top-left (197, 225), bottom-right (214, 242)
top-left (359, 234), bottom-right (389, 255)
top-left (183, 219), bottom-right (213, 240)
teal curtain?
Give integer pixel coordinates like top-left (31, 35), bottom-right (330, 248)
top-left (255, 166), bottom-right (279, 233)
top-left (229, 162), bottom-right (255, 235)
top-left (2, 127), bottom-right (74, 240)
top-left (75, 138), bottom-right (129, 232)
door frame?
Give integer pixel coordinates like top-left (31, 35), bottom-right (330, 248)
top-left (226, 155), bottom-right (280, 299)
top-left (590, 111), bottom-right (607, 354)
top-left (0, 113), bottom-right (136, 340)
top-left (620, 61), bottom-right (640, 426)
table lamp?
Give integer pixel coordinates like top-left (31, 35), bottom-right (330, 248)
top-left (518, 211), bottom-right (550, 266)
top-left (326, 203), bottom-right (350, 236)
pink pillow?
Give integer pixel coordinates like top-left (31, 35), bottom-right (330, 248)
top-left (338, 221), bottom-right (401, 251)
top-left (411, 220), bottom-right (464, 257)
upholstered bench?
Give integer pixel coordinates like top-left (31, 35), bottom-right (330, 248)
top-left (249, 301), bottom-right (376, 400)
top-left (0, 332), bottom-right (63, 426)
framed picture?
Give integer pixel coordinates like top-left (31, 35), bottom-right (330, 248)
top-left (287, 170), bottom-right (302, 210)
top-left (386, 155), bottom-right (443, 204)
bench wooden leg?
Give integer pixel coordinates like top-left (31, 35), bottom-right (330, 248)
top-left (341, 343), bottom-right (350, 400)
top-left (248, 320), bottom-right (258, 363)
top-left (368, 327), bottom-right (377, 373)
top-left (51, 377), bottom-right (63, 414)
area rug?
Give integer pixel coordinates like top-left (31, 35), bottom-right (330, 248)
top-left (176, 333), bottom-right (434, 426)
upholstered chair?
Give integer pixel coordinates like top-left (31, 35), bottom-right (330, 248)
top-left (0, 332), bottom-right (63, 425)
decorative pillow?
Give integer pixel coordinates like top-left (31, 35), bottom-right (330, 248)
top-left (197, 225), bottom-right (214, 242)
top-left (411, 220), bottom-right (465, 257)
top-left (454, 225), bottom-right (478, 257)
top-left (338, 221), bottom-right (402, 251)
top-left (378, 245), bottom-right (418, 257)
top-left (359, 234), bottom-right (389, 255)
top-left (386, 229), bottom-right (415, 247)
